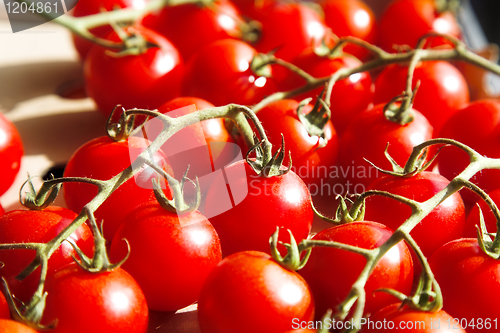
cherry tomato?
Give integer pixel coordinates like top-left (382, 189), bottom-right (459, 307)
top-left (63, 136), bottom-right (172, 241)
top-left (338, 103), bottom-right (434, 192)
top-left (110, 200), bottom-right (221, 311)
top-left (299, 221), bottom-right (414, 319)
top-left (464, 188), bottom-right (500, 238)
top-left (0, 113), bottom-right (23, 196)
top-left (0, 204), bottom-right (4, 216)
top-left (141, 0), bottom-right (242, 61)
top-left (204, 160), bottom-right (313, 257)
top-left (276, 53), bottom-right (374, 135)
top-left (437, 100), bottom-right (500, 205)
top-left (374, 61), bottom-right (469, 133)
top-left (379, 0), bottom-right (461, 52)
top-left (319, 0), bottom-right (377, 60)
top-left (360, 302), bottom-right (466, 332)
top-left (429, 238), bottom-right (500, 333)
top-left (43, 263), bottom-right (148, 333)
top-left (365, 171), bottom-right (466, 257)
top-left (0, 292), bottom-right (9, 319)
top-left (253, 2), bottom-right (327, 61)
top-left (0, 206), bottom-right (93, 302)
top-left (72, 0), bottom-right (148, 60)
top-left (198, 251), bottom-right (315, 333)
top-left (84, 25), bottom-right (183, 116)
top-left (182, 39), bottom-right (277, 106)
top-left (0, 320), bottom-right (39, 333)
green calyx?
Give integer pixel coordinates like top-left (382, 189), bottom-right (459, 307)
top-left (434, 0), bottom-right (461, 14)
top-left (106, 105), bottom-right (138, 141)
top-left (250, 53), bottom-right (274, 78)
top-left (296, 93), bottom-right (331, 148)
top-left (104, 26), bottom-right (158, 57)
top-left (312, 195), bottom-right (365, 225)
top-left (246, 134), bottom-right (292, 178)
top-left (269, 227), bottom-right (311, 271)
top-left (19, 176), bottom-right (61, 211)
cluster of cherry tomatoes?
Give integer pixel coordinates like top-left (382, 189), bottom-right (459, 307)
top-left (1, 0), bottom-right (500, 332)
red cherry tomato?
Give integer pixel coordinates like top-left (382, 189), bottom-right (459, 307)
top-left (360, 302), bottom-right (466, 332)
top-left (464, 188), bottom-right (500, 238)
top-left (379, 0), bottom-right (461, 52)
top-left (374, 61), bottom-right (469, 133)
top-left (110, 200), bottom-right (221, 311)
top-left (204, 160), bottom-right (313, 257)
top-left (182, 39), bottom-right (277, 106)
top-left (63, 136), bottom-right (172, 241)
top-left (84, 26), bottom-right (183, 116)
top-left (365, 171), bottom-right (466, 257)
top-left (72, 0), bottom-right (148, 60)
top-left (320, 0), bottom-right (377, 60)
top-left (253, 2), bottom-right (327, 61)
top-left (0, 320), bottom-right (40, 333)
top-left (0, 113), bottom-right (23, 196)
top-left (0, 204), bottom-right (4, 216)
top-left (43, 263), bottom-right (148, 333)
top-left (198, 251), bottom-right (315, 333)
top-left (338, 103), bottom-right (434, 192)
top-left (437, 100), bottom-right (500, 205)
top-left (141, 0), bottom-right (242, 61)
top-left (429, 238), bottom-right (500, 333)
top-left (0, 206), bottom-right (93, 302)
top-left (299, 221), bottom-right (414, 318)
top-left (276, 53), bottom-right (374, 135)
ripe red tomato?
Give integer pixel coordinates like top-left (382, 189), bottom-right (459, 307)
top-left (0, 206), bottom-right (94, 302)
top-left (182, 39), bottom-right (277, 106)
top-left (63, 136), bottom-right (172, 241)
top-left (338, 103), bottom-right (434, 192)
top-left (43, 263), bottom-right (148, 333)
top-left (198, 251), bottom-right (315, 333)
top-left (84, 25), bottom-right (183, 116)
top-left (0, 292), bottom-right (9, 319)
top-left (0, 204), bottom-right (4, 216)
top-left (319, 0), bottom-right (377, 60)
top-left (429, 238), bottom-right (500, 333)
top-left (0, 320), bottom-right (40, 333)
top-left (141, 0), bottom-right (242, 61)
top-left (437, 100), bottom-right (500, 205)
top-left (365, 171), bottom-right (466, 257)
top-left (464, 188), bottom-right (500, 238)
top-left (374, 61), bottom-right (469, 133)
top-left (71, 0), bottom-right (148, 60)
top-left (276, 53), bottom-right (374, 135)
top-left (0, 113), bottom-right (23, 196)
top-left (110, 200), bottom-right (222, 311)
top-left (379, 0), bottom-right (461, 52)
top-left (204, 160), bottom-right (313, 257)
top-left (253, 2), bottom-right (327, 61)
top-left (360, 303), bottom-right (466, 332)
top-left (299, 221), bottom-right (414, 319)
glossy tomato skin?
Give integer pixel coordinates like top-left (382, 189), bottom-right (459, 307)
top-left (429, 238), bottom-right (500, 333)
top-left (464, 189), bottom-right (500, 238)
top-left (365, 172), bottom-right (465, 257)
top-left (198, 251), bottom-right (315, 333)
top-left (299, 222), bottom-right (413, 319)
top-left (204, 160), bottom-right (313, 257)
top-left (110, 201), bottom-right (221, 311)
top-left (43, 264), bottom-right (148, 333)
top-left (374, 61), bottom-right (469, 133)
top-left (141, 0), bottom-right (242, 61)
top-left (0, 320), bottom-right (40, 333)
top-left (437, 100), bottom-right (500, 205)
top-left (0, 207), bottom-right (93, 302)
top-left (72, 0), bottom-right (148, 60)
top-left (338, 103), bottom-right (433, 192)
top-left (63, 136), bottom-right (172, 241)
top-left (0, 204), bottom-right (4, 216)
top-left (0, 113), bottom-right (23, 196)
top-left (379, 0), bottom-right (461, 52)
top-left (253, 2), bottom-right (327, 61)
top-left (84, 26), bottom-right (183, 116)
top-left (320, 0), bottom-right (377, 60)
top-left (360, 303), bottom-right (466, 332)
top-left (182, 39), bottom-right (277, 106)
top-left (276, 53), bottom-right (374, 135)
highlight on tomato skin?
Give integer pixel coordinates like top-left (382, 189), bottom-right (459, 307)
top-left (197, 251), bottom-right (315, 333)
top-left (0, 112), bottom-right (23, 197)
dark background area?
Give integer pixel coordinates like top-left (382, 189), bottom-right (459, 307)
top-left (469, 0), bottom-right (500, 47)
